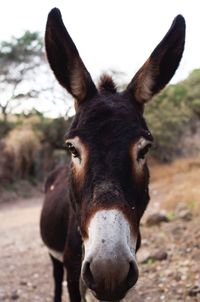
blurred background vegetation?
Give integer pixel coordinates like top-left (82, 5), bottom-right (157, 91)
top-left (0, 31), bottom-right (200, 193)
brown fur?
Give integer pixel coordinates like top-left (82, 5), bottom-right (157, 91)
top-left (40, 8), bottom-right (185, 302)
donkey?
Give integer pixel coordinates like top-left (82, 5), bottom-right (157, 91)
top-left (40, 8), bottom-right (185, 302)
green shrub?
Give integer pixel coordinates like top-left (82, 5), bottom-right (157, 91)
top-left (145, 88), bottom-right (191, 161)
top-left (144, 69), bottom-right (200, 162)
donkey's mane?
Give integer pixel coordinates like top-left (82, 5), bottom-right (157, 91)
top-left (98, 74), bottom-right (117, 94)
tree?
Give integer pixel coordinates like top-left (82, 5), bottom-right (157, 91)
top-left (0, 31), bottom-right (44, 121)
top-left (183, 69), bottom-right (200, 116)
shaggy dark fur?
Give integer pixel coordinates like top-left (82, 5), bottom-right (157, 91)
top-left (40, 7), bottom-right (185, 302)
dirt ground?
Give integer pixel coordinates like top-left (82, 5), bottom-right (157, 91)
top-left (0, 159), bottom-right (200, 302)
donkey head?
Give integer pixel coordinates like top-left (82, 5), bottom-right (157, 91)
top-left (45, 8), bottom-right (185, 301)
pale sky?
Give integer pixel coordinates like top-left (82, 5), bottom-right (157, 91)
top-left (1, 0), bottom-right (200, 82)
top-left (0, 0), bottom-right (200, 116)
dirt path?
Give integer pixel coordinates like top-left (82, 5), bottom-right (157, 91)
top-left (0, 160), bottom-right (200, 302)
top-left (0, 196), bottom-right (55, 302)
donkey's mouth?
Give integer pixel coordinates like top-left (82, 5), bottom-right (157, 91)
top-left (92, 288), bottom-right (126, 301)
top-left (89, 265), bottom-right (138, 301)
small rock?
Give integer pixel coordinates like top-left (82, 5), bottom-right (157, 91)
top-left (178, 209), bottom-right (192, 221)
top-left (175, 203), bottom-right (193, 221)
top-left (0, 294), bottom-right (8, 301)
top-left (137, 248), bottom-right (168, 263)
top-left (137, 248), bottom-right (151, 263)
top-left (146, 213), bottom-right (169, 226)
top-left (174, 272), bottom-right (182, 281)
top-left (181, 275), bottom-right (187, 281)
top-left (10, 291), bottom-right (19, 300)
top-left (188, 285), bottom-right (200, 297)
top-left (153, 250), bottom-right (168, 261)
top-left (177, 288), bottom-right (183, 294)
top-left (20, 280), bottom-right (27, 286)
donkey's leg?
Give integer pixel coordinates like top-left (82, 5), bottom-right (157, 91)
top-left (50, 254), bottom-right (64, 302)
top-left (64, 220), bottom-right (82, 302)
top-left (64, 258), bottom-right (82, 302)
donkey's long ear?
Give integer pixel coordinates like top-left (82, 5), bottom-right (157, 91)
top-left (45, 8), bottom-right (97, 105)
top-left (126, 15), bottom-right (185, 103)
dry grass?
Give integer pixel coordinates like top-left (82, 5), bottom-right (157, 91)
top-left (149, 157), bottom-right (200, 215)
top-left (5, 126), bottom-right (40, 178)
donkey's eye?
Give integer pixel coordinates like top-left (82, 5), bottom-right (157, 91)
top-left (137, 143), bottom-right (152, 161)
top-left (66, 142), bottom-right (80, 158)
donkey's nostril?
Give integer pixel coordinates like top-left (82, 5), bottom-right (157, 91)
top-left (82, 257), bottom-right (138, 300)
top-left (82, 261), bottom-right (96, 291)
top-left (126, 261), bottom-right (139, 289)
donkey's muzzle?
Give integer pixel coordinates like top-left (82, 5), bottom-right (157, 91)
top-left (81, 209), bottom-right (139, 300)
top-left (82, 258), bottom-right (138, 300)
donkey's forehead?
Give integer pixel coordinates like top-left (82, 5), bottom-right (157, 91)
top-left (68, 92), bottom-right (149, 140)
